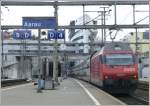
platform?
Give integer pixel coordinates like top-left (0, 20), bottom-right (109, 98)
top-left (2, 78), bottom-right (126, 105)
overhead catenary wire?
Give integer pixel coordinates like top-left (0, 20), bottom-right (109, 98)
top-left (108, 8), bottom-right (133, 41)
top-left (109, 7), bottom-right (149, 41)
top-left (70, 11), bottom-right (106, 38)
top-left (135, 16), bottom-right (149, 24)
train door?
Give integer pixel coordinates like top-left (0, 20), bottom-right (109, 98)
top-left (99, 55), bottom-right (103, 86)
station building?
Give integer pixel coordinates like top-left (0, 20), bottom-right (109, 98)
top-left (68, 14), bottom-right (98, 54)
top-left (122, 31), bottom-right (149, 58)
top-left (121, 31), bottom-right (149, 79)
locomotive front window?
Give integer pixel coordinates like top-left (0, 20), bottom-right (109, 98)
top-left (105, 54), bottom-right (134, 65)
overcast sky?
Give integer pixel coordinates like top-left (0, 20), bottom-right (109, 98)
top-left (1, 2), bottom-right (149, 41)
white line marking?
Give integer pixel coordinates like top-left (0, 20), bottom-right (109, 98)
top-left (2, 83), bottom-right (32, 91)
top-left (75, 79), bottom-right (101, 106)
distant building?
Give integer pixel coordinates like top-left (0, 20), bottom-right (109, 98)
top-left (2, 39), bottom-right (33, 79)
top-left (121, 31), bottom-right (149, 58)
top-left (121, 31), bottom-right (149, 79)
top-left (68, 14), bottom-right (98, 53)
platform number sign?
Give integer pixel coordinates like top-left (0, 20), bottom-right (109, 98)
top-left (48, 30), bottom-right (57, 39)
top-left (48, 30), bottom-right (65, 39)
top-left (57, 30), bottom-right (65, 39)
top-left (13, 30), bottom-right (31, 39)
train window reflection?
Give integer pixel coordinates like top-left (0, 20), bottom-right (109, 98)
top-left (106, 54), bottom-right (134, 65)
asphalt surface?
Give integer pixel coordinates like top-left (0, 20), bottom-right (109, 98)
top-left (2, 78), bottom-right (126, 105)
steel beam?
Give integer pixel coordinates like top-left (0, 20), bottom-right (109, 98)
top-left (1, 24), bottom-right (149, 30)
top-left (1, 0), bottom-right (149, 6)
top-left (3, 52), bottom-right (90, 56)
top-left (3, 42), bottom-right (149, 45)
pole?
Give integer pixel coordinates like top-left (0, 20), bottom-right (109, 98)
top-left (133, 5), bottom-right (135, 25)
top-left (24, 38), bottom-right (27, 79)
top-left (37, 29), bottom-right (42, 93)
top-left (100, 6), bottom-right (109, 45)
top-left (148, 1), bottom-right (150, 98)
top-left (0, 1), bottom-right (2, 101)
top-left (62, 32), bottom-right (66, 79)
top-left (114, 4), bottom-right (117, 25)
top-left (104, 7), bottom-right (106, 44)
top-left (133, 5), bottom-right (140, 78)
top-left (46, 58), bottom-right (49, 79)
top-left (53, 1), bottom-right (59, 86)
top-left (135, 28), bottom-right (138, 53)
top-left (30, 58), bottom-right (33, 80)
top-left (21, 39), bottom-right (24, 79)
top-left (101, 12), bottom-right (104, 46)
top-left (83, 4), bottom-right (85, 25)
top-left (133, 5), bottom-right (138, 53)
top-left (1, 30), bottom-right (4, 79)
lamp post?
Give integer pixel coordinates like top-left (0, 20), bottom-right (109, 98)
top-left (149, 0), bottom-right (150, 83)
top-left (37, 29), bottom-right (42, 93)
top-left (53, 1), bottom-right (59, 88)
top-left (0, 0), bottom-right (1, 86)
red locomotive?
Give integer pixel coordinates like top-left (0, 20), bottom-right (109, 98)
top-left (90, 42), bottom-right (138, 94)
top-left (72, 42), bottom-right (138, 94)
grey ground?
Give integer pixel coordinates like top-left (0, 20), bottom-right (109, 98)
top-left (2, 78), bottom-right (125, 105)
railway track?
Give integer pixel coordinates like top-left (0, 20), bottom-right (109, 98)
top-left (138, 81), bottom-right (149, 91)
top-left (111, 81), bottom-right (149, 105)
top-left (1, 79), bottom-right (29, 87)
top-left (131, 94), bottom-right (149, 105)
top-left (76, 77), bottom-right (149, 105)
top-left (115, 94), bottom-right (149, 105)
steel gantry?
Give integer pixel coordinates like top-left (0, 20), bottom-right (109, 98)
top-left (1, 0), bottom-right (149, 6)
top-left (1, 24), bottom-right (149, 30)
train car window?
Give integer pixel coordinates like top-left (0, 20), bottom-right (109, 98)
top-left (99, 55), bottom-right (102, 63)
top-left (97, 56), bottom-right (99, 62)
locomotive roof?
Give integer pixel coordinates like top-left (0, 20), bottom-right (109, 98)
top-left (92, 42), bottom-right (132, 59)
top-left (102, 42), bottom-right (132, 51)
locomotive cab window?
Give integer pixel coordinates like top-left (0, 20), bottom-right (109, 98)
top-left (105, 54), bottom-right (134, 65)
top-left (99, 55), bottom-right (107, 64)
top-left (99, 55), bottom-right (104, 63)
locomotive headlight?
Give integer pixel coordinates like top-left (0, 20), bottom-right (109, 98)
top-left (104, 75), bottom-right (112, 79)
top-left (130, 75), bottom-right (137, 79)
top-left (105, 76), bottom-right (108, 79)
top-left (133, 75), bottom-right (137, 79)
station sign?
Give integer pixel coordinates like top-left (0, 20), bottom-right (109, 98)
top-left (48, 30), bottom-right (65, 39)
top-left (57, 30), bottom-right (65, 39)
top-left (13, 30), bottom-right (31, 39)
top-left (48, 30), bottom-right (56, 39)
top-left (22, 17), bottom-right (56, 29)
